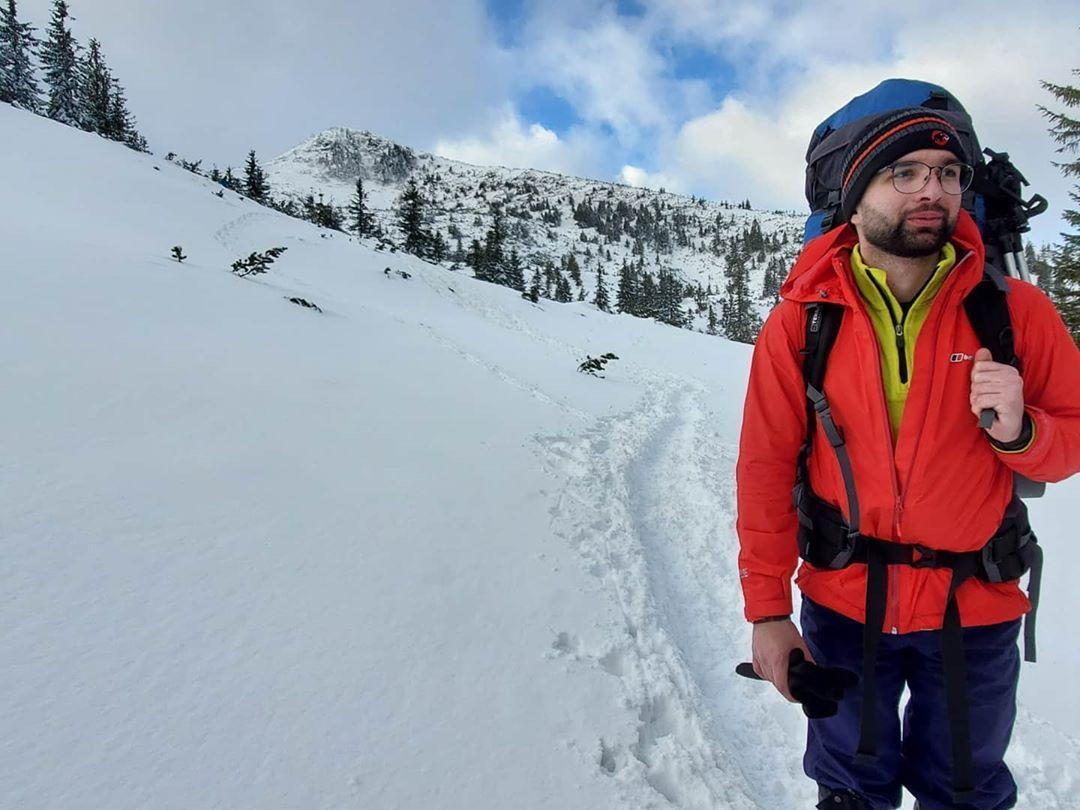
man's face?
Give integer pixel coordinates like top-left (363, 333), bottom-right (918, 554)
top-left (850, 147), bottom-right (963, 258)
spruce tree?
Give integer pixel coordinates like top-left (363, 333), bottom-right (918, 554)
top-left (593, 264), bottom-right (610, 312)
top-left (39, 0), bottom-right (81, 126)
top-left (429, 231), bottom-right (444, 262)
top-left (77, 38), bottom-right (111, 136)
top-left (347, 176), bottom-right (372, 236)
top-left (616, 260), bottom-right (637, 314)
top-left (640, 271), bottom-right (658, 320)
top-left (107, 73), bottom-right (146, 151)
top-left (222, 167), bottom-right (240, 192)
top-left (656, 269), bottom-right (685, 327)
top-left (505, 249), bottom-right (525, 292)
top-left (395, 179), bottom-right (429, 257)
top-left (244, 150), bottom-right (269, 203)
top-left (707, 304), bottom-right (718, 335)
top-left (721, 243), bottom-right (762, 343)
top-left (466, 238), bottom-right (483, 271)
top-left (480, 206), bottom-right (506, 284)
top-left (525, 266), bottom-right (541, 303)
top-left (1039, 67), bottom-right (1080, 345)
top-left (0, 0), bottom-right (40, 111)
top-left (565, 253), bottom-right (582, 286)
top-left (554, 272), bottom-right (573, 303)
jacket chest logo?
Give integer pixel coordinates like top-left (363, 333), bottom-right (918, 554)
top-left (949, 352), bottom-right (974, 363)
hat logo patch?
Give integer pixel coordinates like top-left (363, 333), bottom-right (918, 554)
top-left (932, 130), bottom-right (951, 146)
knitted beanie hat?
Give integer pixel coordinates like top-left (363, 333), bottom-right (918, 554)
top-left (839, 108), bottom-right (968, 222)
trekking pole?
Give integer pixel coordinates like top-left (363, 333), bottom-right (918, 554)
top-left (977, 147), bottom-right (1048, 283)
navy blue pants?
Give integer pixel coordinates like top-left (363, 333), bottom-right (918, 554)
top-left (800, 597), bottom-right (1021, 809)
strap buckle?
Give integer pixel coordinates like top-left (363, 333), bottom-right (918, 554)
top-left (911, 544), bottom-right (939, 568)
top-left (827, 531), bottom-right (859, 569)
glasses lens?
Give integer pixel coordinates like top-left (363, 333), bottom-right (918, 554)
top-left (941, 163), bottom-right (974, 194)
top-left (890, 162), bottom-right (930, 193)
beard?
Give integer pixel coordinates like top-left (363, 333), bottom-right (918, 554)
top-left (857, 204), bottom-right (958, 258)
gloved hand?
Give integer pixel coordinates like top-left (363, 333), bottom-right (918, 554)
top-left (736, 648), bottom-right (858, 718)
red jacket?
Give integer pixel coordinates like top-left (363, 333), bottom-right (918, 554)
top-left (737, 210), bottom-right (1080, 632)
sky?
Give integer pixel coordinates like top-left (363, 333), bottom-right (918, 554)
top-left (23, 0), bottom-right (1080, 245)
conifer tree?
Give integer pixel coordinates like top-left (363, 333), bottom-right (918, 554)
top-left (524, 266), bottom-right (541, 303)
top-left (39, 0), bottom-right (80, 126)
top-left (0, 0), bottom-right (40, 111)
top-left (640, 271), bottom-right (658, 320)
top-left (616, 260), bottom-right (637, 315)
top-left (505, 249), bottom-right (525, 291)
top-left (707, 304), bottom-right (718, 335)
top-left (656, 269), bottom-right (685, 327)
top-left (347, 176), bottom-right (372, 236)
top-left (244, 150), bottom-right (269, 203)
top-left (466, 238), bottom-right (483, 271)
top-left (761, 255), bottom-right (783, 303)
top-left (593, 264), bottom-right (610, 312)
top-left (565, 253), bottom-right (582, 286)
top-left (480, 206), bottom-right (506, 284)
top-left (1039, 67), bottom-right (1080, 345)
top-left (77, 38), bottom-right (111, 135)
top-left (395, 178), bottom-right (429, 257)
top-left (554, 273), bottom-right (573, 303)
top-left (106, 73), bottom-right (147, 150)
top-left (721, 243), bottom-right (762, 343)
top-left (429, 230), bottom-right (447, 262)
top-left (221, 167), bottom-right (240, 192)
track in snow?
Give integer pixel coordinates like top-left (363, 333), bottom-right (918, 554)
top-left (536, 377), bottom-right (812, 809)
top-left (536, 376), bottom-right (1080, 809)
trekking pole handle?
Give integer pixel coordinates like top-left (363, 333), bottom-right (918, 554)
top-left (736, 662), bottom-right (764, 680)
top-left (979, 408), bottom-right (996, 430)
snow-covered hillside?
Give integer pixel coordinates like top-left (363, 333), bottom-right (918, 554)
top-left (3, 103), bottom-right (1079, 809)
top-left (261, 126), bottom-right (805, 330)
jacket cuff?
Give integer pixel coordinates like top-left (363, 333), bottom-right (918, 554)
top-left (743, 596), bottom-right (794, 624)
top-left (989, 412), bottom-right (1036, 454)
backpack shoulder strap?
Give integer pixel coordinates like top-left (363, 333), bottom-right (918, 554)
top-left (961, 274), bottom-right (1046, 498)
top-left (801, 301), bottom-right (844, 395)
top-left (796, 301), bottom-right (844, 479)
top-left (962, 270), bottom-right (1019, 372)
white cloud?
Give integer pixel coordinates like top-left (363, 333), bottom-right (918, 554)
top-left (519, 15), bottom-right (673, 148)
top-left (433, 107), bottom-right (603, 177)
top-left (618, 164), bottom-right (688, 193)
top-left (669, 96), bottom-right (806, 209)
top-left (627, 0), bottom-right (1080, 243)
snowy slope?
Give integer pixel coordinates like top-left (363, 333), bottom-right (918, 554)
top-left (2, 103), bottom-right (1079, 810)
top-left (261, 126), bottom-right (806, 330)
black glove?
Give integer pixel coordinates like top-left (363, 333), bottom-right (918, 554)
top-left (736, 648), bottom-right (859, 719)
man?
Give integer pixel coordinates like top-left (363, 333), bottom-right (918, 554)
top-left (736, 107), bottom-right (1080, 809)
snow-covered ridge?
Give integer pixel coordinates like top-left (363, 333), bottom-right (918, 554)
top-left (265, 125), bottom-right (806, 332)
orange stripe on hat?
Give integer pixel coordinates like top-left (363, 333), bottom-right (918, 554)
top-left (842, 115), bottom-right (956, 190)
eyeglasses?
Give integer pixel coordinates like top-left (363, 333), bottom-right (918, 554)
top-left (878, 161), bottom-right (974, 195)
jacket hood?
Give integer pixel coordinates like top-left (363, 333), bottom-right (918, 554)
top-left (780, 208), bottom-right (987, 307)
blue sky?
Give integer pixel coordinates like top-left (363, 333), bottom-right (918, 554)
top-left (33, 0), bottom-right (1080, 245)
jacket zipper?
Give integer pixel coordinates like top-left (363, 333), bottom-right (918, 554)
top-left (864, 272), bottom-right (909, 385)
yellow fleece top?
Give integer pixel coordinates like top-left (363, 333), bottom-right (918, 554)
top-left (851, 242), bottom-right (957, 443)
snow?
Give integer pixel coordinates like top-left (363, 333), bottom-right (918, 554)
top-left (2, 103), bottom-right (1078, 808)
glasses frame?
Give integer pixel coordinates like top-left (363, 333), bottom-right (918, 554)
top-left (877, 160), bottom-right (974, 196)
